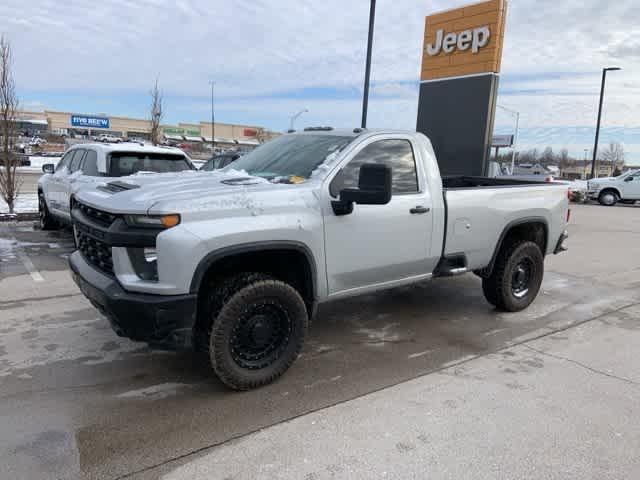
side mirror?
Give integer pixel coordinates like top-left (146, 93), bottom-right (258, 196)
top-left (332, 163), bottom-right (392, 216)
top-left (624, 176), bottom-right (633, 182)
top-left (42, 163), bottom-right (55, 174)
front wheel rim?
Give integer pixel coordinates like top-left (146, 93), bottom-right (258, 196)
top-left (230, 301), bottom-right (292, 370)
top-left (602, 193), bottom-right (616, 205)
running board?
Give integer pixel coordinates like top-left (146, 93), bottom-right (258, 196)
top-left (434, 254), bottom-right (468, 277)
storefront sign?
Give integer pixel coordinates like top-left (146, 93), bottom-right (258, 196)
top-left (163, 127), bottom-right (201, 136)
top-left (243, 128), bottom-right (257, 137)
top-left (71, 115), bottom-right (109, 129)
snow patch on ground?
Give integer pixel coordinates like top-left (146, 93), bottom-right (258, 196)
top-left (0, 193), bottom-right (38, 214)
top-left (117, 383), bottom-right (192, 400)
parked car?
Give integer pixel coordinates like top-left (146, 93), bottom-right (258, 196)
top-left (97, 134), bottom-right (122, 143)
top-left (587, 169), bottom-right (640, 206)
top-left (29, 137), bottom-right (47, 146)
top-left (69, 128), bottom-right (570, 390)
top-left (38, 143), bottom-right (196, 230)
top-left (199, 152), bottom-right (242, 171)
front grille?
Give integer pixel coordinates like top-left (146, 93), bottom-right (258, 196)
top-left (75, 202), bottom-right (117, 227)
top-left (77, 231), bottom-right (114, 275)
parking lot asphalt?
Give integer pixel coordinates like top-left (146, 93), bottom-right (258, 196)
top-left (1, 203), bottom-right (639, 479)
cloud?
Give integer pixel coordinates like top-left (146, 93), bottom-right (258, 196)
top-left (2, 0), bottom-right (639, 160)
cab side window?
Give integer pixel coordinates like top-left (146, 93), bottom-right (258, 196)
top-left (332, 139), bottom-right (419, 195)
top-left (81, 150), bottom-right (100, 176)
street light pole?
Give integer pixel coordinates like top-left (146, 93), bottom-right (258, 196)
top-left (590, 67), bottom-right (621, 179)
top-left (496, 104), bottom-right (520, 175)
top-left (361, 0), bottom-right (376, 129)
top-left (210, 81), bottom-right (215, 152)
top-left (584, 148), bottom-right (589, 179)
top-left (289, 109), bottom-right (308, 132)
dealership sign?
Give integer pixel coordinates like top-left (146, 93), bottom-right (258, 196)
top-left (426, 26), bottom-right (490, 55)
top-left (491, 134), bottom-right (514, 147)
top-left (421, 0), bottom-right (507, 81)
top-left (70, 115), bottom-right (109, 129)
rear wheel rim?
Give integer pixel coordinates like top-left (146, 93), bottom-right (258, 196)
top-left (230, 301), bottom-right (292, 370)
top-left (511, 258), bottom-right (533, 298)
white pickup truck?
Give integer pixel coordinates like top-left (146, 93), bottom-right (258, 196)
top-left (69, 128), bottom-right (570, 390)
top-left (587, 169), bottom-right (640, 206)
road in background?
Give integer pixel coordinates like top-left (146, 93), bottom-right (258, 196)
top-left (0, 204), bottom-right (639, 479)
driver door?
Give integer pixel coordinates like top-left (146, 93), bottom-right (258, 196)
top-left (622, 171), bottom-right (640, 199)
top-left (322, 136), bottom-right (438, 297)
top-left (47, 150), bottom-right (74, 215)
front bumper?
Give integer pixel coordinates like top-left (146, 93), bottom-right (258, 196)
top-left (69, 251), bottom-right (197, 350)
top-left (587, 190), bottom-right (600, 200)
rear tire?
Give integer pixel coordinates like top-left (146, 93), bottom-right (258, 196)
top-left (598, 190), bottom-right (619, 206)
top-left (207, 273), bottom-right (308, 390)
top-left (38, 192), bottom-right (58, 230)
top-left (482, 241), bottom-right (544, 312)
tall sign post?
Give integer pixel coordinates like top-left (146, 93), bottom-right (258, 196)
top-left (417, 0), bottom-right (508, 176)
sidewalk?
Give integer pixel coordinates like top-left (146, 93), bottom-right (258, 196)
top-left (164, 303), bottom-right (640, 480)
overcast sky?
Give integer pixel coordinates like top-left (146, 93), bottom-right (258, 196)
top-left (2, 0), bottom-right (639, 162)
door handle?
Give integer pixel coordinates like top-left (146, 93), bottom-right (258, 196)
top-left (410, 206), bottom-right (430, 214)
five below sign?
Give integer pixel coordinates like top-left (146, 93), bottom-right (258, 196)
top-left (71, 115), bottom-right (110, 129)
top-left (426, 25), bottom-right (490, 56)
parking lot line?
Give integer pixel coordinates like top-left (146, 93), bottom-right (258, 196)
top-left (11, 237), bottom-right (44, 283)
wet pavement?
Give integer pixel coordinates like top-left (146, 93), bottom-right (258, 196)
top-left (1, 203), bottom-right (639, 479)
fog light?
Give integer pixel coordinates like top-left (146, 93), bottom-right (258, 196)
top-left (144, 248), bottom-right (157, 263)
top-left (128, 247), bottom-right (159, 281)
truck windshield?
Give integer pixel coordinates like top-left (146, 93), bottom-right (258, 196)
top-left (108, 152), bottom-right (194, 176)
top-left (225, 134), bottom-right (353, 181)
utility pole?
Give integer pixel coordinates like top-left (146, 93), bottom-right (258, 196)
top-left (590, 67), bottom-right (621, 179)
top-left (361, 0), bottom-right (376, 128)
top-left (210, 81), bottom-right (215, 152)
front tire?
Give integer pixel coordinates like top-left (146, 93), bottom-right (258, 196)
top-left (482, 241), bottom-right (544, 312)
top-left (38, 192), bottom-right (58, 230)
top-left (208, 273), bottom-right (308, 390)
top-left (598, 190), bottom-right (619, 206)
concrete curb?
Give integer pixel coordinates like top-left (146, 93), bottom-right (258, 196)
top-left (0, 212), bottom-right (39, 222)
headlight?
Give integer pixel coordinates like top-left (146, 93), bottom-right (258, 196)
top-left (124, 214), bottom-right (180, 228)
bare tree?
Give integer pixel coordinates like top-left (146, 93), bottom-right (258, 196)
top-left (0, 35), bottom-right (21, 214)
top-left (149, 77), bottom-right (163, 146)
top-left (600, 142), bottom-right (625, 175)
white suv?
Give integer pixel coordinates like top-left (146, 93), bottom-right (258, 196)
top-left (587, 169), bottom-right (640, 206)
top-left (38, 143), bottom-right (195, 229)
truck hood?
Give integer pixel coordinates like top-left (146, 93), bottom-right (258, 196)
top-left (75, 169), bottom-right (316, 214)
top-left (591, 176), bottom-right (616, 183)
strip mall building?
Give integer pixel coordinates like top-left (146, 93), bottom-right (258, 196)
top-left (15, 109), bottom-right (279, 149)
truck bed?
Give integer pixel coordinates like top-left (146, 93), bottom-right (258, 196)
top-left (441, 179), bottom-right (568, 272)
top-left (442, 176), bottom-right (553, 189)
